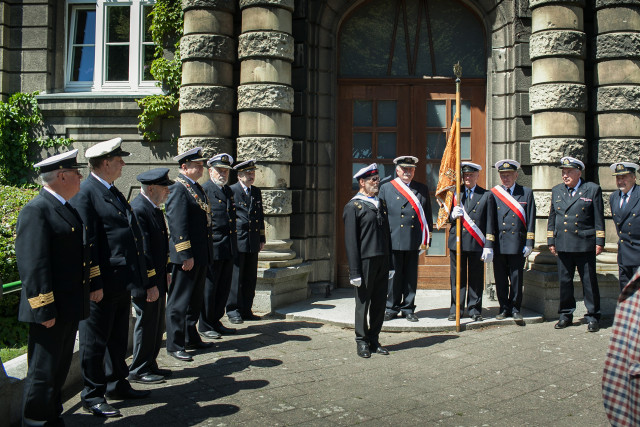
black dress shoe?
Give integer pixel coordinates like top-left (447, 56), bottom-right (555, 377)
top-left (471, 314), bottom-right (483, 322)
top-left (152, 367), bottom-right (172, 377)
top-left (128, 373), bottom-right (165, 384)
top-left (447, 314), bottom-right (456, 321)
top-left (554, 319), bottom-right (571, 329)
top-left (105, 388), bottom-right (150, 400)
top-left (513, 312), bottom-right (524, 325)
top-left (214, 324), bottom-right (237, 334)
top-left (168, 350), bottom-right (193, 361)
top-left (587, 321), bottom-right (600, 332)
top-left (384, 312), bottom-right (396, 321)
top-left (228, 316), bottom-right (244, 324)
top-left (200, 330), bottom-right (222, 339)
top-left (370, 345), bottom-right (389, 355)
top-left (83, 402), bottom-right (121, 418)
top-left (243, 313), bottom-right (262, 321)
top-left (405, 313), bottom-right (419, 322)
top-left (185, 341), bottom-right (215, 350)
top-left (495, 311), bottom-right (510, 320)
top-left (356, 343), bottom-right (371, 358)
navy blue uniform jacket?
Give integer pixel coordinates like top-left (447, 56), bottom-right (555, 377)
top-left (203, 180), bottom-right (237, 260)
top-left (447, 186), bottom-right (495, 252)
top-left (484, 184), bottom-right (536, 255)
top-left (229, 182), bottom-right (265, 253)
top-left (611, 185), bottom-right (640, 266)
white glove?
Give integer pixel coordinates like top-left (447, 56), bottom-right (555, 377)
top-left (522, 246), bottom-right (533, 258)
top-left (451, 206), bottom-right (464, 219)
top-left (419, 249), bottom-right (425, 256)
top-left (480, 248), bottom-right (493, 263)
top-left (388, 270), bottom-right (395, 279)
top-left (350, 277), bottom-right (362, 287)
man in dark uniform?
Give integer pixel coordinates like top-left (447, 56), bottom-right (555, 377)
top-left (71, 138), bottom-right (150, 417)
top-left (609, 162), bottom-right (640, 290)
top-left (199, 153), bottom-right (238, 338)
top-left (344, 163), bottom-right (393, 358)
top-left (165, 147), bottom-right (214, 362)
top-left (448, 162), bottom-right (495, 322)
top-left (485, 159), bottom-right (536, 325)
top-left (227, 159), bottom-right (265, 324)
top-left (548, 157), bottom-right (605, 332)
top-left (17, 149), bottom-right (89, 426)
top-left (379, 156), bottom-right (432, 322)
top-left (128, 168), bottom-right (173, 384)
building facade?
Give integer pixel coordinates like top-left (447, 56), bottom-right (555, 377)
top-left (2, 0), bottom-right (639, 315)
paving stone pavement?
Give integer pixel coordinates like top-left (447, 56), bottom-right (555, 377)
top-left (61, 315), bottom-right (612, 426)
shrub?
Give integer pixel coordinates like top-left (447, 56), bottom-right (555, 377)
top-left (0, 185), bottom-right (38, 283)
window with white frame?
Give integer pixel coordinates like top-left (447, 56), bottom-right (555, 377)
top-left (66, 0), bottom-right (159, 93)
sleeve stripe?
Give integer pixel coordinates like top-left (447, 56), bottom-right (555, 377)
top-left (527, 232), bottom-right (535, 240)
top-left (89, 265), bottom-right (101, 279)
top-left (596, 230), bottom-right (605, 238)
top-left (147, 269), bottom-right (156, 278)
top-left (547, 231), bottom-right (554, 237)
top-left (175, 241), bottom-right (191, 252)
top-left (28, 292), bottom-right (54, 309)
top-left (486, 234), bottom-right (495, 241)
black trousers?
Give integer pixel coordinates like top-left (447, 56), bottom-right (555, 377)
top-left (493, 253), bottom-right (524, 314)
top-left (129, 289), bottom-right (166, 377)
top-left (22, 319), bottom-right (78, 426)
top-left (79, 290), bottom-right (132, 406)
top-left (386, 250), bottom-right (419, 315)
top-left (355, 255), bottom-right (389, 346)
top-left (557, 251), bottom-right (600, 322)
top-left (166, 263), bottom-right (206, 352)
top-left (227, 252), bottom-right (259, 319)
top-left (199, 258), bottom-right (234, 331)
top-left (619, 264), bottom-right (640, 291)
top-left (449, 249), bottom-right (484, 316)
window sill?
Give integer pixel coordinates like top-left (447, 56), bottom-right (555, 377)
top-left (37, 90), bottom-right (165, 100)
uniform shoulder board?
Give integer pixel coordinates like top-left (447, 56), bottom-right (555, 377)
top-left (354, 201), bottom-right (362, 209)
top-left (381, 200), bottom-right (387, 208)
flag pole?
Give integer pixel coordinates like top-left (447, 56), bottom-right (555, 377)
top-left (453, 62), bottom-right (462, 332)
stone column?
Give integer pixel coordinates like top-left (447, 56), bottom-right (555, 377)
top-left (525, 0), bottom-right (587, 318)
top-left (594, 0), bottom-right (640, 311)
top-left (179, 0), bottom-right (236, 158)
top-left (237, 0), bottom-right (310, 312)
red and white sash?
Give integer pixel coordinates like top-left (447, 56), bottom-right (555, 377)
top-left (491, 185), bottom-right (526, 227)
top-left (391, 178), bottom-right (429, 246)
top-left (453, 193), bottom-right (485, 248)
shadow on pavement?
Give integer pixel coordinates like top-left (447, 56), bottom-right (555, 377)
top-left (385, 334), bottom-right (458, 351)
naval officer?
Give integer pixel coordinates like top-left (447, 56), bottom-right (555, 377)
top-left (17, 149), bottom-right (89, 426)
top-left (343, 163), bottom-right (393, 358)
top-left (164, 147), bottom-right (214, 362)
top-left (379, 156), bottom-right (432, 322)
top-left (71, 138), bottom-right (150, 417)
top-left (227, 159), bottom-right (265, 324)
top-left (128, 168), bottom-right (173, 384)
top-left (485, 159), bottom-right (536, 325)
top-left (448, 161), bottom-right (495, 321)
top-left (609, 162), bottom-right (640, 290)
top-left (199, 154), bottom-right (238, 338)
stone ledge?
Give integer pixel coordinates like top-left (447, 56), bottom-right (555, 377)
top-left (530, 30), bottom-right (586, 59)
top-left (530, 83), bottom-right (586, 112)
top-left (182, 0), bottom-right (236, 13)
top-left (596, 33), bottom-right (640, 60)
top-left (596, 85), bottom-right (640, 112)
top-left (262, 189), bottom-right (292, 214)
top-left (179, 86), bottom-right (235, 112)
top-left (238, 32), bottom-right (294, 61)
top-left (237, 137), bottom-right (292, 162)
top-left (530, 138), bottom-right (586, 164)
top-left (237, 84), bottom-right (294, 112)
top-left (254, 262), bottom-right (312, 313)
top-left (180, 34), bottom-right (236, 63)
top-left (177, 137), bottom-right (234, 157)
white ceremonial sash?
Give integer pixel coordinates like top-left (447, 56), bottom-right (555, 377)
top-left (391, 178), bottom-right (429, 246)
top-left (491, 185), bottom-right (526, 227)
top-left (453, 193), bottom-right (485, 248)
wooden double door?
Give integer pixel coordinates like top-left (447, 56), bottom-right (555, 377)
top-left (336, 79), bottom-right (486, 289)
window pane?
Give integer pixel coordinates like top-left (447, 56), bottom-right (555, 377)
top-left (461, 132), bottom-right (471, 159)
top-left (353, 101), bottom-right (372, 127)
top-left (353, 132), bottom-right (372, 158)
top-left (451, 100), bottom-right (471, 127)
top-left (426, 132), bottom-right (446, 159)
top-left (430, 196), bottom-right (439, 223)
top-left (377, 101), bottom-right (396, 127)
top-left (72, 46), bottom-right (95, 81)
top-left (143, 5), bottom-right (153, 43)
top-left (427, 100), bottom-right (446, 128)
top-left (377, 133), bottom-right (396, 159)
top-left (428, 230), bottom-right (446, 256)
top-left (143, 45), bottom-right (154, 81)
top-left (106, 45), bottom-right (129, 81)
top-left (425, 162), bottom-right (440, 191)
top-left (75, 10), bottom-right (96, 44)
top-left (379, 163), bottom-right (396, 182)
top-left (107, 6), bottom-right (130, 43)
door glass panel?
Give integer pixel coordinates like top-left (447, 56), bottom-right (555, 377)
top-left (429, 197), bottom-right (439, 222)
top-left (451, 100), bottom-right (471, 127)
top-left (353, 133), bottom-right (372, 158)
top-left (427, 100), bottom-right (446, 127)
top-left (379, 163), bottom-right (396, 182)
top-left (390, 15), bottom-right (409, 76)
top-left (426, 132), bottom-right (446, 159)
top-left (429, 230), bottom-right (446, 255)
top-left (377, 101), bottom-right (397, 127)
top-left (377, 133), bottom-right (397, 159)
top-left (461, 132), bottom-right (471, 159)
top-left (353, 101), bottom-right (373, 126)
top-left (425, 163), bottom-right (440, 191)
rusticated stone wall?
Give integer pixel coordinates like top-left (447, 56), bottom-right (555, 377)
top-left (179, 0), bottom-right (236, 157)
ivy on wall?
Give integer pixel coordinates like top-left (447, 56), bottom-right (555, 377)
top-left (137, 0), bottom-right (183, 142)
top-left (0, 92), bottom-right (73, 187)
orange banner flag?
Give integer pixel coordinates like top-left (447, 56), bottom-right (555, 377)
top-left (435, 112), bottom-right (459, 230)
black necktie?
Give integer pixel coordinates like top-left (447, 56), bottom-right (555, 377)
top-left (568, 187), bottom-right (575, 197)
top-left (621, 192), bottom-right (629, 209)
top-left (109, 186), bottom-right (127, 209)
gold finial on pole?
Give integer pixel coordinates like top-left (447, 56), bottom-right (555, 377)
top-left (453, 62), bottom-right (462, 80)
